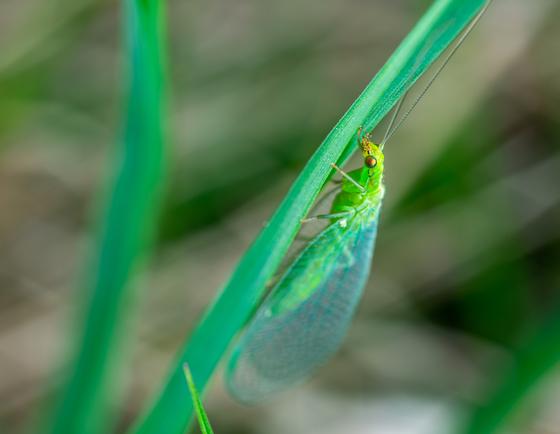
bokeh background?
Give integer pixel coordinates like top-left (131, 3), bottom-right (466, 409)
top-left (1, 0), bottom-right (560, 433)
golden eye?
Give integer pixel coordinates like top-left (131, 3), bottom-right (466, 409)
top-left (365, 155), bottom-right (377, 168)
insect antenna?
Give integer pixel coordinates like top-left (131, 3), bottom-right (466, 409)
top-left (380, 90), bottom-right (407, 150)
top-left (380, 0), bottom-right (492, 148)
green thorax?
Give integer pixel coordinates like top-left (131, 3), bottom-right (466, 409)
top-left (331, 137), bottom-right (384, 214)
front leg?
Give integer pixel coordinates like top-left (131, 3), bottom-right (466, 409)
top-left (331, 163), bottom-right (366, 193)
top-left (301, 210), bottom-right (354, 225)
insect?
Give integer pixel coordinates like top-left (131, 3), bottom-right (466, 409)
top-left (226, 3), bottom-right (491, 403)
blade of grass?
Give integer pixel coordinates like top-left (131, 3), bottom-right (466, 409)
top-left (463, 308), bottom-right (560, 434)
top-left (183, 364), bottom-right (215, 434)
top-left (131, 1), bottom-right (487, 434)
top-left (46, 0), bottom-right (166, 433)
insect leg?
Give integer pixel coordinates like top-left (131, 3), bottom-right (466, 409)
top-left (330, 163), bottom-right (366, 193)
top-left (294, 234), bottom-right (315, 242)
top-left (301, 210), bottom-right (354, 224)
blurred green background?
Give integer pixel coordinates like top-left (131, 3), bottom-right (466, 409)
top-left (1, 0), bottom-right (560, 433)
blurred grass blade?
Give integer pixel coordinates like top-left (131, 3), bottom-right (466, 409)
top-left (464, 310), bottom-right (560, 434)
top-left (183, 364), bottom-right (215, 434)
top-left (131, 1), bottom-right (487, 434)
top-left (46, 0), bottom-right (166, 433)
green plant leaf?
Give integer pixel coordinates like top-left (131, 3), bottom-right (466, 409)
top-left (183, 364), bottom-right (215, 434)
top-left (45, 0), bottom-right (166, 433)
top-left (130, 1), bottom-right (487, 434)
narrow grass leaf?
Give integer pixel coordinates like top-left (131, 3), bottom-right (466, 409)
top-left (46, 0), bottom-right (166, 433)
top-left (183, 364), bottom-right (215, 434)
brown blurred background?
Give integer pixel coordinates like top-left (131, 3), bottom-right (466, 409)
top-left (1, 0), bottom-right (560, 433)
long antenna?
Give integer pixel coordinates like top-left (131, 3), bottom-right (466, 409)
top-left (380, 0), bottom-right (492, 147)
top-left (380, 90), bottom-right (408, 150)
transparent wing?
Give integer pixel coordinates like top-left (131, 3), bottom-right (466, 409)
top-left (226, 206), bottom-right (381, 403)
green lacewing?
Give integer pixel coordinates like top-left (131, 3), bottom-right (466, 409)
top-left (226, 2), bottom-right (491, 403)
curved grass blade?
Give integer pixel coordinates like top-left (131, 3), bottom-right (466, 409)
top-left (130, 2), bottom-right (488, 434)
top-left (183, 364), bottom-right (214, 434)
top-left (45, 1), bottom-right (167, 433)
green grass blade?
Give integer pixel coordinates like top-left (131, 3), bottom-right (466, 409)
top-left (46, 0), bottom-right (166, 433)
top-left (183, 364), bottom-right (215, 434)
top-left (130, 2), bottom-right (487, 434)
top-left (463, 310), bottom-right (560, 434)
